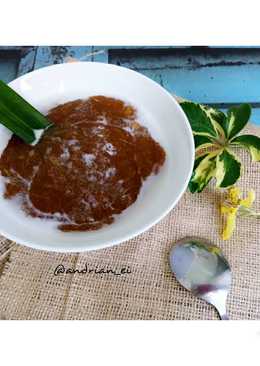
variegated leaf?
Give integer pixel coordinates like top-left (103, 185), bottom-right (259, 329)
top-left (189, 152), bottom-right (218, 193)
top-left (194, 135), bottom-right (213, 152)
top-left (215, 149), bottom-right (241, 188)
top-left (180, 102), bottom-right (217, 138)
top-left (201, 105), bottom-right (227, 139)
top-left (225, 104), bottom-right (251, 139)
top-left (231, 134), bottom-right (260, 162)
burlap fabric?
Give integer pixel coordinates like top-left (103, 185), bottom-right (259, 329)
top-left (0, 124), bottom-right (259, 320)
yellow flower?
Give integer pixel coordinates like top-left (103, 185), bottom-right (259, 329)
top-left (220, 187), bottom-right (258, 240)
top-left (240, 190), bottom-right (255, 208)
top-left (221, 206), bottom-right (238, 240)
top-left (228, 186), bottom-right (241, 206)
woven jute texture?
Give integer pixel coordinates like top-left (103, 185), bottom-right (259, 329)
top-left (0, 124), bottom-right (259, 320)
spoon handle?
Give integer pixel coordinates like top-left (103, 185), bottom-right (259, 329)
top-left (220, 313), bottom-right (229, 320)
top-left (205, 291), bottom-right (229, 320)
top-left (215, 303), bottom-right (229, 320)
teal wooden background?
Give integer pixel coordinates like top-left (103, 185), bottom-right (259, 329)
top-left (0, 46), bottom-right (259, 125)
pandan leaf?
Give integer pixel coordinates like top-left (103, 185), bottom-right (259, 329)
top-left (0, 101), bottom-right (35, 144)
top-left (0, 80), bottom-right (51, 130)
top-left (0, 80), bottom-right (53, 144)
top-left (231, 134), bottom-right (260, 162)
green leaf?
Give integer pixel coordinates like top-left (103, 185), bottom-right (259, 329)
top-left (225, 103), bottom-right (251, 139)
top-left (194, 135), bottom-right (213, 151)
top-left (180, 102), bottom-right (217, 138)
top-left (201, 105), bottom-right (227, 138)
top-left (181, 101), bottom-right (255, 193)
top-left (0, 80), bottom-right (51, 129)
top-left (0, 101), bottom-right (35, 144)
top-left (189, 152), bottom-right (218, 193)
top-left (231, 134), bottom-right (260, 162)
top-left (215, 149), bottom-right (241, 188)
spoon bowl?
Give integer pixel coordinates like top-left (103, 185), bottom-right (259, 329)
top-left (170, 238), bottom-right (232, 320)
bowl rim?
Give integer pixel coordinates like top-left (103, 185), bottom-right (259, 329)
top-left (1, 61), bottom-right (195, 252)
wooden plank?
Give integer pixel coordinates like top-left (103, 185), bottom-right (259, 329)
top-left (17, 47), bottom-right (37, 77)
top-left (4, 46), bottom-right (259, 125)
top-left (32, 46), bottom-right (190, 65)
top-left (91, 46), bottom-right (189, 62)
top-left (109, 47), bottom-right (260, 125)
top-left (0, 46), bottom-right (24, 51)
top-left (249, 108), bottom-right (260, 124)
top-left (140, 65), bottom-right (260, 103)
top-left (108, 47), bottom-right (260, 69)
top-left (92, 46), bottom-right (109, 63)
top-left (34, 46), bottom-right (93, 69)
top-left (0, 47), bottom-right (37, 81)
top-left (0, 56), bottom-right (18, 82)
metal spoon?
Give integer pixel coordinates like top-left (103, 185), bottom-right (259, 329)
top-left (169, 238), bottom-right (232, 320)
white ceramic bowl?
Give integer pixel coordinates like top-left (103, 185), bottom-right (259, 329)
top-left (0, 62), bottom-right (194, 252)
